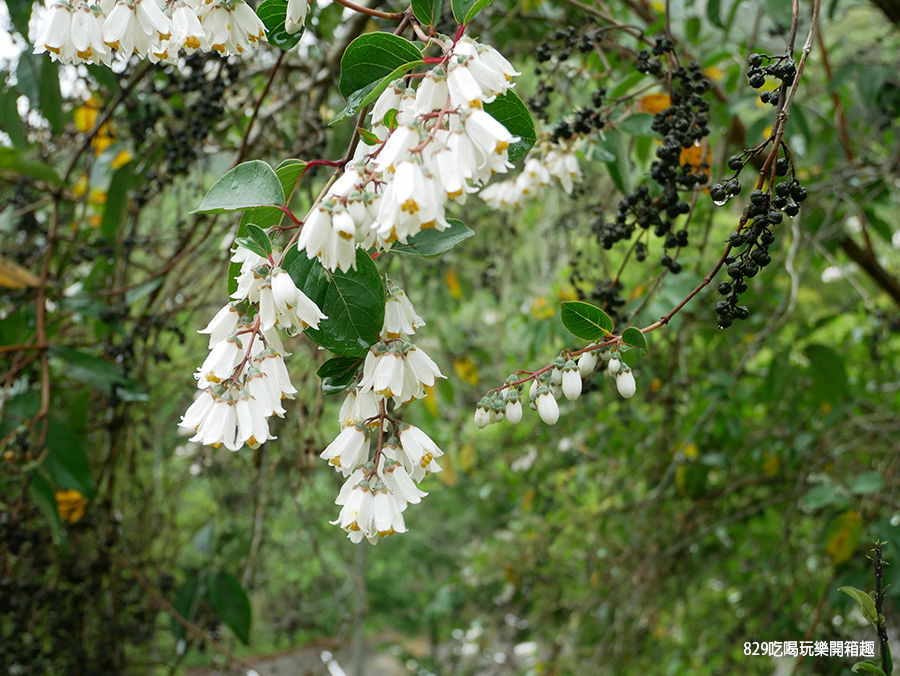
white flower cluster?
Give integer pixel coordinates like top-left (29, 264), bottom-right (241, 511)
top-left (473, 347), bottom-right (637, 429)
top-left (320, 283), bottom-right (446, 544)
top-left (178, 243), bottom-right (325, 451)
top-left (32, 0), bottom-right (289, 66)
top-left (294, 35), bottom-right (522, 273)
top-left (479, 141), bottom-right (584, 210)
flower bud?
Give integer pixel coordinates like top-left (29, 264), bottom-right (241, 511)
top-left (561, 360), bottom-right (582, 401)
top-left (550, 356), bottom-right (566, 385)
top-left (608, 357), bottom-right (622, 375)
top-left (473, 397), bottom-right (491, 428)
top-left (578, 350), bottom-right (598, 377)
top-left (505, 399), bottom-right (523, 424)
top-left (536, 386), bottom-right (559, 425)
top-left (615, 368), bottom-right (636, 399)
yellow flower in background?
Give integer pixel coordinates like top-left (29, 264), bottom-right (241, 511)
top-left (703, 67), bottom-right (723, 81)
top-left (55, 489), bottom-right (88, 524)
top-left (453, 356), bottom-right (479, 386)
top-left (637, 93), bottom-right (671, 115)
top-left (445, 268), bottom-right (463, 299)
top-left (75, 95), bottom-right (116, 155)
top-left (111, 149), bottom-right (133, 169)
top-left (530, 296), bottom-right (555, 319)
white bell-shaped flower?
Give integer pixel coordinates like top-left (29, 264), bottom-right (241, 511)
top-left (578, 350), bottom-right (598, 377)
top-left (196, 335), bottom-right (242, 388)
top-left (535, 386), bottom-right (559, 425)
top-left (320, 423), bottom-right (368, 474)
top-left (562, 360), bottom-right (582, 401)
top-left (616, 368), bottom-right (637, 399)
top-left (285, 0), bottom-right (309, 34)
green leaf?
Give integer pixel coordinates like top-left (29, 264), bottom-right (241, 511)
top-left (39, 58), bottom-right (64, 135)
top-left (15, 51), bottom-right (41, 107)
top-left (452, 0), bottom-right (493, 24)
top-left (805, 344), bottom-right (850, 403)
top-left (1, 87), bottom-right (26, 149)
top-left (288, 249), bottom-right (385, 358)
top-left (124, 278), bottom-right (163, 306)
top-left (43, 420), bottom-right (94, 499)
top-left (839, 586), bottom-right (878, 624)
top-left (620, 327), bottom-right (649, 355)
top-left (275, 158), bottom-right (307, 198)
top-left (256, 0), bottom-right (304, 50)
top-left (234, 237), bottom-right (270, 260)
top-left (101, 161), bottom-right (134, 239)
top-left (317, 356), bottom-right (363, 395)
top-left (29, 472), bottom-right (66, 549)
top-left (193, 161), bottom-right (285, 214)
top-left (50, 346), bottom-right (148, 399)
top-left (851, 661), bottom-right (887, 676)
top-left (206, 571), bottom-right (252, 644)
top-left (332, 61), bottom-right (422, 125)
top-left (171, 574), bottom-right (202, 642)
top-left (616, 113), bottom-right (660, 138)
top-left (391, 219), bottom-right (474, 257)
top-left (339, 33), bottom-right (422, 100)
top-left (560, 301), bottom-right (614, 341)
top-left (863, 208), bottom-right (894, 244)
top-left (10, 1), bottom-right (34, 36)
top-left (412, 0), bottom-right (441, 26)
top-left (227, 206), bottom-right (283, 296)
top-left (192, 521), bottom-right (216, 556)
top-left (850, 472), bottom-right (885, 495)
top-left (245, 223), bottom-right (273, 255)
top-left (802, 484), bottom-right (839, 509)
top-left (706, 0), bottom-right (723, 28)
top-left (0, 147), bottom-right (62, 185)
top-left (483, 91), bottom-right (536, 162)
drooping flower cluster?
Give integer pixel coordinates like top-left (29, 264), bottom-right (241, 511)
top-left (473, 346), bottom-right (637, 430)
top-left (320, 283), bottom-right (446, 544)
top-left (178, 243), bottom-right (325, 451)
top-left (479, 139), bottom-right (584, 209)
top-left (32, 0), bottom-right (285, 66)
top-left (294, 35), bottom-right (522, 273)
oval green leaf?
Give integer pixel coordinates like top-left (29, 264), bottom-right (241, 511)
top-left (339, 33), bottom-right (422, 100)
top-left (193, 161), bottom-right (285, 214)
top-left (391, 219), bottom-right (474, 257)
top-left (413, 0), bottom-right (442, 26)
top-left (838, 586), bottom-right (878, 624)
top-left (317, 355), bottom-right (364, 395)
top-left (621, 327), bottom-right (649, 355)
top-left (452, 0), bottom-right (493, 24)
top-left (206, 571), bottom-right (252, 644)
top-left (483, 91), bottom-right (535, 162)
top-left (288, 249), bottom-right (385, 357)
top-left (256, 0), bottom-right (303, 50)
top-left (560, 301), bottom-right (614, 341)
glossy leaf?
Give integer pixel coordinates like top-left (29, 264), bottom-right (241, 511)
top-left (483, 91), bottom-right (536, 162)
top-left (332, 61), bottom-right (422, 125)
top-left (275, 158), bottom-right (307, 197)
top-left (317, 355), bottom-right (364, 395)
top-left (245, 223), bottom-right (273, 255)
top-left (452, 0), bottom-right (493, 24)
top-left (288, 249), bottom-right (385, 358)
top-left (412, 0), bottom-right (441, 26)
top-left (621, 327), bottom-right (649, 355)
top-left (206, 571), bottom-right (252, 644)
top-left (339, 33), bottom-right (422, 100)
top-left (227, 206), bottom-right (283, 297)
top-left (839, 586), bottom-right (878, 624)
top-left (193, 161), bottom-right (285, 214)
top-left (256, 0), bottom-right (303, 50)
top-left (391, 219), bottom-right (474, 257)
top-left (560, 301), bottom-right (614, 340)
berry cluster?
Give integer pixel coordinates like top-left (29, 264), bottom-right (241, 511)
top-left (713, 177), bottom-right (807, 328)
top-left (635, 36), bottom-right (674, 75)
top-left (747, 52), bottom-right (796, 90)
top-left (593, 61), bottom-right (711, 271)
